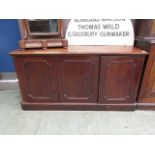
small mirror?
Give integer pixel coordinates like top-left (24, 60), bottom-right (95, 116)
top-left (28, 19), bottom-right (59, 35)
top-left (19, 19), bottom-right (68, 49)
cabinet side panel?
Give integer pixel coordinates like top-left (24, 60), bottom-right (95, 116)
top-left (138, 45), bottom-right (155, 102)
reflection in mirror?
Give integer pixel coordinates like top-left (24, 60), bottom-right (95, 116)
top-left (28, 19), bottom-right (59, 33)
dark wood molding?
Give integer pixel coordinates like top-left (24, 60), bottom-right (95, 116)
top-left (22, 101), bottom-right (136, 111)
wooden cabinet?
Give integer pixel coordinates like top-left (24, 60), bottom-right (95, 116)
top-left (57, 56), bottom-right (99, 103)
top-left (11, 46), bottom-right (147, 110)
top-left (135, 19), bottom-right (155, 39)
top-left (14, 56), bottom-right (58, 103)
top-left (135, 40), bottom-right (155, 109)
top-left (144, 48), bottom-right (155, 100)
top-left (99, 56), bottom-right (145, 104)
top-left (134, 19), bottom-right (155, 109)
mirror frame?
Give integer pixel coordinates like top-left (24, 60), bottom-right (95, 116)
top-left (21, 19), bottom-right (63, 39)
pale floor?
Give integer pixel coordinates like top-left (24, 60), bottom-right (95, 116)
top-left (0, 73), bottom-right (155, 135)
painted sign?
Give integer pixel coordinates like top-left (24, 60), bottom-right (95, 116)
top-left (66, 19), bottom-right (134, 46)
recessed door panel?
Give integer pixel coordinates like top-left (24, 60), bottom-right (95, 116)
top-left (15, 56), bottom-right (58, 102)
top-left (57, 56), bottom-right (99, 103)
top-left (99, 56), bottom-right (144, 104)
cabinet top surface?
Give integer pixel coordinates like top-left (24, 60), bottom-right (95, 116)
top-left (10, 45), bottom-right (148, 55)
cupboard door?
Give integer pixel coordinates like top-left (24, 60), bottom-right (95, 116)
top-left (57, 56), bottom-right (99, 103)
top-left (99, 56), bottom-right (144, 104)
top-left (14, 56), bottom-right (58, 102)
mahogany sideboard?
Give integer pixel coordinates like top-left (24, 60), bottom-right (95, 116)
top-left (10, 46), bottom-right (147, 110)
